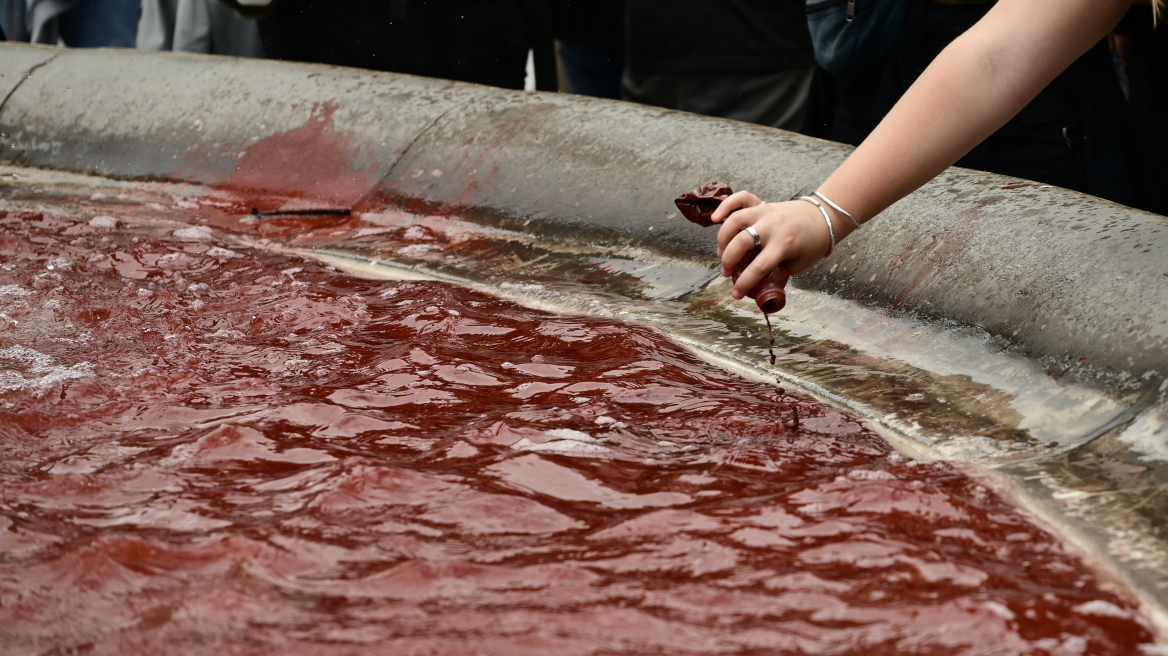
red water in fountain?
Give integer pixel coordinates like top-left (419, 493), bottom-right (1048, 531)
top-left (0, 209), bottom-right (1157, 655)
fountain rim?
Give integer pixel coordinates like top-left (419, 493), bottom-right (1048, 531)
top-left (3, 42), bottom-right (1168, 636)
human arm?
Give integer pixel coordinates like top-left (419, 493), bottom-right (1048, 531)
top-left (712, 0), bottom-right (1134, 300)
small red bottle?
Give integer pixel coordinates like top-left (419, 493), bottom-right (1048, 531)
top-left (675, 182), bottom-right (789, 313)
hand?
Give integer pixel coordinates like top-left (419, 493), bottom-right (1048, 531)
top-left (710, 191), bottom-right (838, 301)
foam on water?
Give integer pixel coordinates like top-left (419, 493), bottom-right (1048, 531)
top-left (173, 225), bottom-right (213, 241)
top-left (1116, 399), bottom-right (1168, 462)
top-left (0, 284), bottom-right (32, 296)
top-left (88, 215), bottom-right (118, 229)
top-left (0, 343), bottom-right (94, 393)
top-left (205, 246), bottom-right (240, 258)
top-left (511, 428), bottom-right (613, 457)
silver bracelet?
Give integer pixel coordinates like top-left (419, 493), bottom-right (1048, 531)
top-left (813, 190), bottom-right (862, 230)
top-left (798, 196), bottom-right (835, 258)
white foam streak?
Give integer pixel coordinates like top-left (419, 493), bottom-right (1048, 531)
top-left (0, 345), bottom-right (94, 392)
top-left (0, 285), bottom-right (33, 297)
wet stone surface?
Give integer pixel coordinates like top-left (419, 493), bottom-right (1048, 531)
top-left (0, 209), bottom-right (1161, 654)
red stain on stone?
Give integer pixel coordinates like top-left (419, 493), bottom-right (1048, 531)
top-left (175, 101), bottom-right (381, 217)
top-left (882, 195), bottom-right (1004, 309)
top-left (838, 197), bottom-right (1003, 344)
top-left (220, 100), bottom-right (378, 212)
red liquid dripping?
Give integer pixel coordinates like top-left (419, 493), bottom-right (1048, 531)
top-left (675, 182), bottom-right (789, 363)
top-left (764, 312), bottom-right (776, 365)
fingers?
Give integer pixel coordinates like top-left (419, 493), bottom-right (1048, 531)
top-left (720, 228), bottom-right (759, 278)
top-left (731, 240), bottom-right (793, 299)
top-left (747, 260), bottom-right (794, 301)
top-left (745, 264), bottom-right (791, 300)
top-left (731, 201), bottom-right (831, 296)
top-left (710, 190), bottom-right (762, 224)
top-left (716, 203), bottom-right (763, 257)
top-left (715, 199), bottom-right (834, 303)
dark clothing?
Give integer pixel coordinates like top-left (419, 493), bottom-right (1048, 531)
top-left (0, 0), bottom-right (24, 42)
top-left (56, 0), bottom-right (140, 47)
top-left (560, 39), bottom-right (624, 99)
top-left (553, 0), bottom-right (623, 58)
top-left (553, 0), bottom-right (624, 98)
top-left (1117, 6), bottom-right (1168, 207)
top-left (622, 0), bottom-right (815, 130)
top-left (623, 66), bottom-right (814, 131)
top-left (257, 0), bottom-right (533, 90)
top-left (803, 0), bottom-right (1162, 214)
top-left (625, 0), bottom-right (814, 75)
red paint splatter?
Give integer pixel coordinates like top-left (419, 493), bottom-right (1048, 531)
top-left (832, 197), bottom-right (1004, 347)
top-left (175, 101), bottom-right (381, 218)
top-left (218, 101), bottom-right (378, 212)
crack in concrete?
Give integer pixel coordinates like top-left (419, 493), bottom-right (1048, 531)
top-left (0, 51), bottom-right (58, 119)
top-left (353, 86), bottom-right (497, 209)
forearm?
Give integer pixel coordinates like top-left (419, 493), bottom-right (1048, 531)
top-left (818, 0), bottom-right (1132, 236)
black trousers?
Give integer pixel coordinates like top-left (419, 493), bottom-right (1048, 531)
top-left (802, 0), bottom-right (1162, 214)
top-left (257, 0), bottom-right (532, 90)
top-left (1119, 6), bottom-right (1168, 203)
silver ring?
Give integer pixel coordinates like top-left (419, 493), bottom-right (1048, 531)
top-left (744, 226), bottom-right (762, 248)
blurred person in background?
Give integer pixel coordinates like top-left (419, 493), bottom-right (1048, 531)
top-left (21, 0), bottom-right (140, 47)
top-left (0, 0), bottom-right (24, 41)
top-left (138, 0), bottom-right (264, 57)
top-left (1112, 4), bottom-right (1167, 200)
top-left (800, 0), bottom-right (1162, 214)
top-left (553, 0), bottom-right (624, 99)
top-left (225, 0), bottom-right (555, 91)
top-left (622, 0), bottom-right (815, 131)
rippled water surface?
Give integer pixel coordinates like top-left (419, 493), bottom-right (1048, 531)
top-left (0, 209), bottom-right (1159, 655)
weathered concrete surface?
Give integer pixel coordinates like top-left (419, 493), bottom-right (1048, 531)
top-left (0, 42), bottom-right (1165, 395)
top-left (0, 45), bottom-right (58, 110)
top-left (374, 89), bottom-right (844, 260)
top-left (0, 45), bottom-right (486, 210)
top-left (816, 175), bottom-right (1168, 395)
